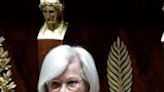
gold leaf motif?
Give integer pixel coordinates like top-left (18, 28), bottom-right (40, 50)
top-left (107, 37), bottom-right (133, 92)
top-left (0, 36), bottom-right (16, 92)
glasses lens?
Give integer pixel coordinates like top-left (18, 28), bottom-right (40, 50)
top-left (47, 79), bottom-right (83, 91)
top-left (48, 80), bottom-right (61, 90)
top-left (67, 79), bottom-right (80, 90)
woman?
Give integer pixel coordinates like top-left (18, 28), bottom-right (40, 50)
top-left (38, 45), bottom-right (100, 92)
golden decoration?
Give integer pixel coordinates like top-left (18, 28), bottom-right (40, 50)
top-left (0, 36), bottom-right (16, 92)
top-left (107, 37), bottom-right (133, 92)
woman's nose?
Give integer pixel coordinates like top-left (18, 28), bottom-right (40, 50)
top-left (59, 85), bottom-right (69, 92)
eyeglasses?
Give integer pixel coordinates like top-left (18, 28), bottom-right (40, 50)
top-left (45, 78), bottom-right (84, 92)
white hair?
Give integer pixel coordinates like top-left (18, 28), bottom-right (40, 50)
top-left (38, 45), bottom-right (100, 92)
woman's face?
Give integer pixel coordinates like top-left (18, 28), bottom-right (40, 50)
top-left (46, 58), bottom-right (89, 92)
top-left (42, 5), bottom-right (60, 30)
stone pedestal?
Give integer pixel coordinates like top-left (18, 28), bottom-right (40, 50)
top-left (37, 39), bottom-right (63, 69)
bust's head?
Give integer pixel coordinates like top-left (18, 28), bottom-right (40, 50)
top-left (39, 0), bottom-right (63, 31)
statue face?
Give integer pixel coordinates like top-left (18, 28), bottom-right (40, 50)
top-left (42, 5), bottom-right (60, 30)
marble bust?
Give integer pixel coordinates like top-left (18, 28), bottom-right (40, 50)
top-left (37, 0), bottom-right (68, 40)
top-left (37, 0), bottom-right (68, 69)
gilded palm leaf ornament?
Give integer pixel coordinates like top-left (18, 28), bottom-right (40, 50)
top-left (107, 37), bottom-right (133, 92)
top-left (0, 36), bottom-right (16, 92)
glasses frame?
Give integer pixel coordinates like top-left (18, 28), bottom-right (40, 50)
top-left (45, 79), bottom-right (85, 92)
